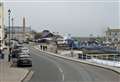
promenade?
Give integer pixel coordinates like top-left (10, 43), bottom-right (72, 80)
top-left (0, 50), bottom-right (28, 82)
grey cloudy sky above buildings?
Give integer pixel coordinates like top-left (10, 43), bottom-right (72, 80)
top-left (3, 0), bottom-right (120, 37)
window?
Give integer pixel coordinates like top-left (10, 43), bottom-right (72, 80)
top-left (109, 32), bottom-right (111, 35)
top-left (114, 38), bottom-right (118, 41)
top-left (115, 32), bottom-right (117, 36)
top-left (108, 38), bottom-right (112, 41)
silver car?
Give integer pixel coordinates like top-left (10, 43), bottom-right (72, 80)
top-left (20, 47), bottom-right (30, 55)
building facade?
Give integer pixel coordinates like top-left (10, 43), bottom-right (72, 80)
top-left (106, 28), bottom-right (120, 43)
top-left (0, 3), bottom-right (5, 49)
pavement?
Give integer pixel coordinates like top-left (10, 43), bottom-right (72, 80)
top-left (0, 50), bottom-right (29, 82)
top-left (28, 46), bottom-right (120, 82)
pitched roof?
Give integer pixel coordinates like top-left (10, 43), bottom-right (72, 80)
top-left (41, 30), bottom-right (54, 38)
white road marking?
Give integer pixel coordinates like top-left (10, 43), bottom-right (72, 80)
top-left (57, 65), bottom-right (65, 82)
top-left (58, 67), bottom-right (63, 73)
top-left (62, 73), bottom-right (65, 81)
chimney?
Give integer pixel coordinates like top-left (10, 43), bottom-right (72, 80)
top-left (23, 17), bottom-right (26, 34)
top-left (22, 16), bottom-right (26, 41)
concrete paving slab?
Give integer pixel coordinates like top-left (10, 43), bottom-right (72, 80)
top-left (0, 60), bottom-right (29, 82)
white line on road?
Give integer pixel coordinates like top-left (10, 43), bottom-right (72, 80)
top-left (62, 73), bottom-right (65, 81)
top-left (58, 66), bottom-right (63, 73)
top-left (57, 65), bottom-right (65, 81)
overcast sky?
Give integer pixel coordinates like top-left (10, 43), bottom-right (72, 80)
top-left (2, 0), bottom-right (120, 37)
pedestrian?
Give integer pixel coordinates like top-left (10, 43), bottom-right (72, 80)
top-left (40, 45), bottom-right (42, 50)
top-left (10, 47), bottom-right (12, 54)
top-left (0, 49), bottom-right (4, 59)
top-left (44, 46), bottom-right (46, 51)
top-left (46, 45), bottom-right (47, 51)
top-left (0, 49), bottom-right (2, 59)
top-left (45, 46), bottom-right (47, 51)
top-left (45, 46), bottom-right (46, 51)
top-left (1, 53), bottom-right (4, 59)
top-left (43, 46), bottom-right (45, 51)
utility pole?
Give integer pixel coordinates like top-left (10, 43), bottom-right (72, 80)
top-left (8, 9), bottom-right (11, 62)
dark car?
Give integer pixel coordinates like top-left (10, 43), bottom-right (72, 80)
top-left (23, 41), bottom-right (29, 44)
top-left (17, 54), bottom-right (32, 67)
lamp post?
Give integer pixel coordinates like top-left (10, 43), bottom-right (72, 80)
top-left (71, 41), bottom-right (74, 57)
top-left (8, 9), bottom-right (11, 62)
top-left (54, 35), bottom-right (58, 53)
top-left (11, 18), bottom-right (14, 40)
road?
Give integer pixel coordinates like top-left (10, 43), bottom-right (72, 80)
top-left (29, 46), bottom-right (120, 82)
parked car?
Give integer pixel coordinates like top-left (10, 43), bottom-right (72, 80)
top-left (17, 54), bottom-right (32, 67)
top-left (18, 41), bottom-right (23, 44)
top-left (20, 47), bottom-right (30, 55)
top-left (23, 41), bottom-right (29, 44)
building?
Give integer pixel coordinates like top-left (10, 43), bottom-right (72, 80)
top-left (0, 2), bottom-right (5, 49)
top-left (6, 17), bottom-right (34, 43)
top-left (73, 37), bottom-right (97, 43)
top-left (106, 27), bottom-right (120, 43)
top-left (6, 26), bottom-right (32, 42)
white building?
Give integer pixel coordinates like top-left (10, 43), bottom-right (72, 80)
top-left (106, 27), bottom-right (120, 43)
top-left (6, 26), bottom-right (32, 42)
top-left (0, 3), bottom-right (5, 50)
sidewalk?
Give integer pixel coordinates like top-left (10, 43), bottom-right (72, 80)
top-left (0, 50), bottom-right (29, 82)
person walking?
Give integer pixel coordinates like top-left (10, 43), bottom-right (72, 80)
top-left (0, 49), bottom-right (4, 59)
top-left (43, 46), bottom-right (45, 51)
top-left (45, 46), bottom-right (47, 51)
top-left (40, 45), bottom-right (42, 50)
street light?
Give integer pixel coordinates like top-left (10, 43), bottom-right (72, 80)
top-left (8, 9), bottom-right (11, 62)
top-left (11, 18), bottom-right (14, 40)
top-left (71, 42), bottom-right (74, 57)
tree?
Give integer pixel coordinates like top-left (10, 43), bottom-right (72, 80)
top-left (34, 32), bottom-right (42, 40)
top-left (30, 30), bottom-right (41, 40)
